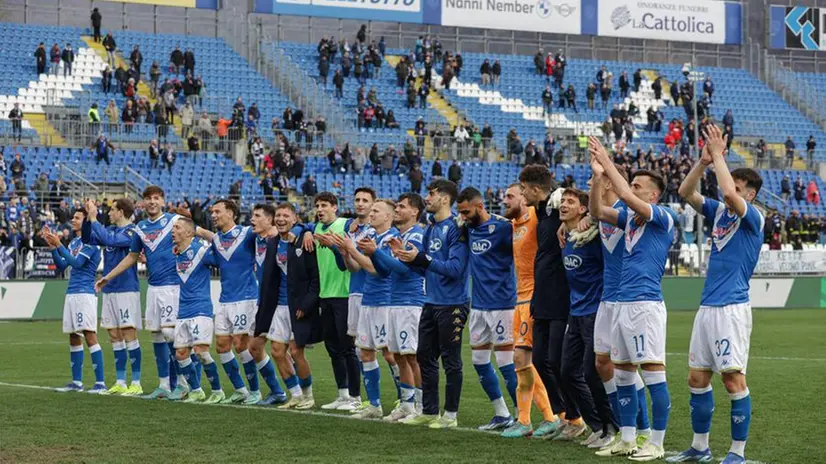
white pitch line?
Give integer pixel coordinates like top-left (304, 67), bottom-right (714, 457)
top-left (666, 352), bottom-right (826, 362)
top-left (0, 381), bottom-right (768, 463)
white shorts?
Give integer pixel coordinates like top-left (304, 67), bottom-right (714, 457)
top-left (469, 308), bottom-right (515, 347)
top-left (267, 305), bottom-right (293, 344)
top-left (611, 301), bottom-right (667, 365)
top-left (215, 299), bottom-right (257, 336)
top-left (101, 292), bottom-right (142, 330)
top-left (356, 305), bottom-right (388, 350)
top-left (386, 306), bottom-right (422, 355)
top-left (145, 285), bottom-right (180, 331)
top-left (594, 301), bottom-right (616, 355)
top-left (347, 294), bottom-right (363, 337)
top-left (62, 294), bottom-right (98, 334)
top-left (689, 303), bottom-right (752, 374)
top-left (174, 316), bottom-right (214, 348)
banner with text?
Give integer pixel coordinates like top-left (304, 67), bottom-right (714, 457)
top-left (755, 250), bottom-right (826, 275)
top-left (594, 0), bottom-right (742, 44)
top-left (102, 0), bottom-right (218, 8)
top-left (769, 5), bottom-right (826, 51)
top-left (439, 0), bottom-right (582, 35)
top-left (253, 0), bottom-right (434, 24)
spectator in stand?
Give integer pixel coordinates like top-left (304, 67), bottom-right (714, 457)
top-left (245, 113), bottom-right (258, 139)
top-left (807, 135), bottom-right (817, 169)
top-left (534, 49), bottom-right (544, 75)
top-left (565, 84), bottom-right (578, 112)
top-left (93, 134), bottom-right (114, 166)
top-left (162, 143), bottom-right (176, 173)
top-left (130, 45), bottom-right (143, 75)
top-left (32, 172), bottom-right (49, 198)
top-left (723, 109), bottom-right (734, 128)
top-left (599, 81), bottom-right (610, 110)
top-left (121, 99), bottom-right (137, 133)
top-left (114, 64), bottom-right (126, 94)
top-left (794, 177), bottom-right (805, 202)
top-left (60, 43), bottom-right (74, 77)
top-left (147, 61), bottom-right (161, 98)
top-left (703, 75), bottom-right (714, 103)
top-left (480, 59), bottom-right (491, 86)
top-left (34, 42), bottom-right (47, 75)
top-left (333, 70), bottom-right (344, 98)
top-left (379, 145), bottom-right (395, 175)
top-left (250, 136), bottom-right (264, 173)
top-left (418, 81), bottom-right (428, 109)
top-left (318, 55), bottom-right (330, 85)
top-left (282, 107), bottom-right (293, 131)
top-left (586, 83), bottom-right (596, 111)
top-left (301, 175), bottom-right (318, 197)
top-left (448, 159), bottom-right (462, 185)
top-left (91, 8), bottom-right (102, 42)
top-left (542, 85), bottom-right (553, 116)
top-left (785, 136), bottom-right (796, 168)
top-left (50, 43), bottom-right (61, 76)
top-left (101, 65), bottom-right (113, 94)
top-left (8, 103), bottom-right (23, 142)
top-left (179, 101), bottom-right (194, 139)
top-left (148, 139), bottom-right (160, 169)
top-left (619, 71), bottom-right (630, 98)
top-left (216, 115), bottom-right (230, 150)
top-left (779, 175), bottom-right (791, 202)
top-left (352, 148), bottom-right (366, 174)
top-left (385, 109), bottom-right (399, 129)
top-left (807, 180), bottom-right (820, 205)
top-left (170, 46), bottom-right (184, 75)
top-left (544, 52), bottom-right (554, 83)
top-left (652, 75), bottom-right (663, 100)
top-left (492, 60), bottom-right (501, 86)
top-left (632, 68), bottom-right (642, 92)
top-left (408, 163), bottom-right (423, 193)
top-left (102, 99), bottom-right (117, 131)
top-left (182, 74), bottom-right (197, 106)
top-left (184, 48), bottom-right (195, 76)
top-left (162, 88), bottom-right (176, 125)
top-left (102, 33), bottom-right (116, 68)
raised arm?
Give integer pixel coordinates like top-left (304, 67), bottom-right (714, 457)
top-left (90, 222), bottom-right (133, 247)
top-left (195, 226), bottom-right (215, 242)
top-left (96, 252), bottom-right (140, 292)
top-left (588, 150), bottom-right (619, 226)
top-left (590, 136), bottom-right (652, 221)
top-left (678, 145), bottom-right (712, 213)
top-left (706, 125), bottom-right (747, 217)
top-left (57, 245), bottom-right (92, 269)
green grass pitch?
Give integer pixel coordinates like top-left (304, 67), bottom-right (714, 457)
top-left (1, 309), bottom-right (823, 463)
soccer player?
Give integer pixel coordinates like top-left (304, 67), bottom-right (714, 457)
top-left (519, 165), bottom-right (586, 435)
top-left (668, 126), bottom-right (762, 464)
top-left (343, 188), bottom-right (377, 342)
top-left (500, 184), bottom-right (561, 438)
top-left (558, 188), bottom-right (617, 446)
top-left (49, 208), bottom-right (105, 393)
top-left (311, 192), bottom-right (362, 410)
top-left (395, 179), bottom-right (469, 429)
top-left (378, 193), bottom-right (426, 421)
top-left (170, 217), bottom-right (223, 403)
top-left (263, 203), bottom-right (321, 410)
top-left (249, 203), bottom-right (291, 405)
top-left (81, 199), bottom-right (143, 396)
top-left (590, 138), bottom-right (675, 461)
top-left (193, 199), bottom-right (267, 404)
top-left (584, 167), bottom-right (651, 450)
top-left (455, 187), bottom-right (518, 431)
top-left (97, 186), bottom-right (184, 400)
top-left (331, 199), bottom-right (398, 419)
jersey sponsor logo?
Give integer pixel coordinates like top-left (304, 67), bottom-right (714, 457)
top-left (136, 214), bottom-right (178, 253)
top-left (429, 238), bottom-right (443, 252)
top-left (563, 254), bottom-right (582, 270)
top-left (600, 222), bottom-right (624, 253)
top-left (513, 225), bottom-right (527, 241)
top-left (255, 240), bottom-right (267, 266)
top-left (624, 212), bottom-right (646, 252)
top-left (176, 243), bottom-right (208, 283)
top-left (712, 205), bottom-right (740, 251)
top-left (471, 239), bottom-right (492, 254)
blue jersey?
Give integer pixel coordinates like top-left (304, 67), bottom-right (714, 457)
top-left (616, 204), bottom-right (675, 303)
top-left (467, 215), bottom-right (516, 311)
top-left (361, 228), bottom-right (398, 307)
top-left (82, 221), bottom-right (139, 294)
top-left (176, 238), bottom-right (218, 319)
top-left (599, 200), bottom-right (626, 302)
top-left (701, 198), bottom-right (764, 306)
top-left (276, 238), bottom-right (289, 306)
top-left (346, 219), bottom-right (375, 295)
top-left (212, 225), bottom-right (259, 303)
top-left (254, 235), bottom-right (267, 285)
top-left (131, 212), bottom-right (180, 287)
top-left (53, 237), bottom-right (101, 295)
top-left (421, 215), bottom-right (470, 306)
top-left (563, 235), bottom-right (604, 317)
top-left (372, 224), bottom-right (426, 307)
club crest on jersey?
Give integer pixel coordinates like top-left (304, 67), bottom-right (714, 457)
top-left (160, 217), bottom-right (168, 227)
top-left (295, 248), bottom-right (302, 257)
top-left (471, 239), bottom-right (491, 254)
top-left (186, 249), bottom-right (194, 259)
top-left (442, 225), bottom-right (448, 234)
top-left (563, 254), bottom-right (582, 270)
top-left (488, 224), bottom-right (495, 234)
top-left (231, 228), bottom-right (240, 237)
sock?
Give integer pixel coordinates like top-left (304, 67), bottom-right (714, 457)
top-left (615, 369), bottom-right (639, 444)
top-left (400, 382), bottom-right (415, 403)
top-left (88, 344), bottom-right (105, 384)
top-left (363, 360), bottom-right (381, 407)
top-left (189, 353), bottom-right (201, 385)
top-left (152, 337), bottom-right (170, 389)
top-left (167, 342), bottom-right (178, 390)
top-left (635, 372), bottom-right (651, 433)
top-left (112, 341), bottom-right (127, 385)
top-left (178, 357), bottom-right (201, 390)
top-left (240, 350), bottom-right (260, 393)
top-left (604, 377), bottom-right (622, 425)
top-left (283, 374), bottom-right (302, 397)
top-left (495, 351), bottom-right (517, 408)
top-left (338, 388), bottom-right (350, 400)
top-left (69, 344), bottom-right (84, 383)
top-left (388, 362), bottom-right (401, 400)
top-left (256, 356), bottom-right (285, 396)
top-left (689, 386), bottom-right (714, 451)
top-left (414, 387), bottom-right (422, 408)
top-left (473, 350), bottom-right (504, 405)
top-left (642, 370), bottom-right (671, 448)
top-left (200, 352), bottom-right (222, 392)
top-left (530, 365), bottom-right (557, 421)
top-left (126, 340), bottom-right (142, 384)
top-left (729, 388), bottom-right (751, 457)
top-left (515, 365), bottom-right (534, 425)
top-left (299, 375), bottom-right (313, 396)
top-left (219, 351), bottom-right (247, 391)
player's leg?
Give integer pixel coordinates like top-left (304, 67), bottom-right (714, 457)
top-left (101, 293), bottom-right (127, 394)
top-left (353, 306), bottom-right (382, 418)
top-left (251, 303), bottom-right (287, 404)
top-left (58, 330), bottom-right (86, 392)
top-left (492, 309), bottom-right (517, 411)
top-left (320, 299), bottom-right (352, 409)
top-left (213, 303), bottom-right (247, 402)
top-left (580, 312), bottom-right (617, 448)
top-left (176, 343), bottom-right (204, 402)
top-left (428, 304), bottom-right (468, 429)
top-left (630, 302), bottom-right (669, 462)
top-left (403, 304), bottom-right (440, 426)
top-left (143, 286), bottom-right (172, 398)
top-left (470, 310), bottom-right (511, 430)
top-left (233, 301), bottom-right (261, 403)
top-left (158, 287), bottom-right (183, 393)
top-left (557, 316), bottom-right (596, 441)
top-left (719, 304), bottom-right (753, 464)
top-left (187, 317), bottom-right (221, 403)
top-left (168, 318), bottom-right (193, 401)
top-left (271, 341), bottom-right (301, 404)
top-left (721, 372), bottom-right (750, 464)
top-left (288, 342), bottom-right (315, 409)
top-left (382, 349), bottom-right (401, 405)
top-left (405, 307), bottom-right (423, 415)
top-left (77, 295), bottom-right (106, 393)
top-left (335, 298), bottom-right (362, 406)
top-left (118, 291), bottom-right (143, 395)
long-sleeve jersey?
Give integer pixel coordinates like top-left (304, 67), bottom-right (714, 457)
top-left (419, 215), bottom-right (469, 306)
top-left (176, 238), bottom-right (218, 319)
top-left (82, 221), bottom-right (139, 294)
top-left (53, 237), bottom-right (101, 295)
top-left (467, 215), bottom-right (516, 311)
top-left (372, 224), bottom-right (425, 307)
top-left (130, 212), bottom-right (180, 286)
